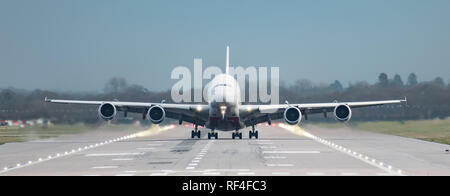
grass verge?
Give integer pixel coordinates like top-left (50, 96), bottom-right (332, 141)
top-left (313, 119), bottom-right (450, 145)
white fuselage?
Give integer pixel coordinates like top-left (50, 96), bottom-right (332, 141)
top-left (206, 74), bottom-right (243, 131)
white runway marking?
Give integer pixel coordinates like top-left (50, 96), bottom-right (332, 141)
top-left (263, 156), bottom-right (286, 159)
top-left (91, 166), bottom-right (119, 169)
top-left (185, 167), bottom-right (195, 170)
top-left (0, 126), bottom-right (178, 175)
top-left (278, 124), bottom-right (405, 176)
top-left (192, 160), bottom-right (200, 163)
top-left (266, 164), bottom-right (294, 167)
top-left (86, 152), bottom-right (144, 157)
top-left (188, 163), bottom-right (198, 166)
top-left (262, 151), bottom-right (320, 154)
top-left (112, 158), bottom-right (134, 161)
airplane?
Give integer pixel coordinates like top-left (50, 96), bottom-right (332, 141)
top-left (45, 46), bottom-right (407, 140)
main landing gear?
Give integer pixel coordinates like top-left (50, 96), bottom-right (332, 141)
top-left (249, 125), bottom-right (259, 139)
top-left (191, 124), bottom-right (201, 139)
top-left (208, 131), bottom-right (218, 139)
top-left (232, 131), bottom-right (242, 140)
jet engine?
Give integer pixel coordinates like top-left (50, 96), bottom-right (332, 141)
top-left (283, 107), bottom-right (302, 125)
top-left (148, 105), bottom-right (165, 124)
top-left (334, 104), bottom-right (352, 122)
top-left (98, 103), bottom-right (116, 120)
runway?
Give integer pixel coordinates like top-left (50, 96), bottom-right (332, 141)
top-left (1, 123), bottom-right (449, 176)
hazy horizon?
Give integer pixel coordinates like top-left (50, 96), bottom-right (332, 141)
top-left (1, 0), bottom-right (450, 92)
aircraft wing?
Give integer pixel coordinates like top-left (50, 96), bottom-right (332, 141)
top-left (44, 98), bottom-right (209, 126)
top-left (239, 98), bottom-right (407, 126)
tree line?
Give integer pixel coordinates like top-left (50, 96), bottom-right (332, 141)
top-left (0, 73), bottom-right (449, 124)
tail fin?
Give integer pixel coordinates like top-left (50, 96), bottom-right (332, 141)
top-left (225, 45), bottom-right (230, 75)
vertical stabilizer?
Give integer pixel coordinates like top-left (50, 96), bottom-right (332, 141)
top-left (226, 45), bottom-right (230, 75)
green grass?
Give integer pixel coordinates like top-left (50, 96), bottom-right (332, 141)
top-left (313, 119), bottom-right (450, 145)
top-left (0, 124), bottom-right (137, 145)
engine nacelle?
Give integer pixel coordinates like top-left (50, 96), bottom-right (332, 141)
top-left (98, 103), bottom-right (116, 120)
top-left (283, 107), bottom-right (302, 125)
top-left (334, 104), bottom-right (352, 122)
top-left (148, 105), bottom-right (165, 124)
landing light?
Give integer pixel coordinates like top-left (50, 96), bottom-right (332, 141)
top-left (196, 105), bottom-right (202, 112)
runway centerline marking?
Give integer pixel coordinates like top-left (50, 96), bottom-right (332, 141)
top-left (184, 140), bottom-right (215, 171)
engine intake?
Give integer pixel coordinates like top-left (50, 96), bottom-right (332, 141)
top-left (334, 104), bottom-right (352, 122)
top-left (98, 103), bottom-right (116, 120)
top-left (283, 107), bottom-right (302, 125)
top-left (148, 105), bottom-right (165, 124)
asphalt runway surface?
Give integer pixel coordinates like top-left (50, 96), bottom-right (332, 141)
top-left (1, 123), bottom-right (449, 176)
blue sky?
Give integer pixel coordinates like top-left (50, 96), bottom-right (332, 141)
top-left (1, 0), bottom-right (449, 92)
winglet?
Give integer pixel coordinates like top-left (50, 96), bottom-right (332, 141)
top-left (225, 45), bottom-right (230, 75)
